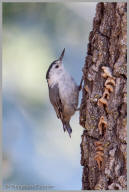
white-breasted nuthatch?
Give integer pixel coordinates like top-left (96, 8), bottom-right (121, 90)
top-left (46, 49), bottom-right (83, 137)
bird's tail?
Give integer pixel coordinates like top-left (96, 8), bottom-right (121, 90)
top-left (63, 122), bottom-right (72, 138)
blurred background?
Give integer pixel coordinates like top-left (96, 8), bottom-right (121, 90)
top-left (2, 2), bottom-right (96, 190)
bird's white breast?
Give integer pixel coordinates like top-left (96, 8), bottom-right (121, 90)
top-left (58, 71), bottom-right (79, 108)
top-left (48, 68), bottom-right (79, 111)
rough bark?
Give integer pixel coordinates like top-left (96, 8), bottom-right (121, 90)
top-left (80, 2), bottom-right (127, 190)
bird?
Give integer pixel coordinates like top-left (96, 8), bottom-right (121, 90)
top-left (46, 48), bottom-right (83, 137)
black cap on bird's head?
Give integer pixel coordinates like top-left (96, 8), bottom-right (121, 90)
top-left (46, 48), bottom-right (65, 80)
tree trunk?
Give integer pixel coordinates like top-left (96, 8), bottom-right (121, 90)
top-left (79, 2), bottom-right (127, 190)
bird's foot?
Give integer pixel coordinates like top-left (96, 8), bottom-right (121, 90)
top-left (78, 76), bottom-right (84, 91)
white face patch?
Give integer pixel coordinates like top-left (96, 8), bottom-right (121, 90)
top-left (48, 64), bottom-right (65, 87)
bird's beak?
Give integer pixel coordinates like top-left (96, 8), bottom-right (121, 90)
top-left (59, 48), bottom-right (65, 61)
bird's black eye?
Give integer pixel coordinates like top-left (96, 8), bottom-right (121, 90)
top-left (55, 65), bottom-right (59, 68)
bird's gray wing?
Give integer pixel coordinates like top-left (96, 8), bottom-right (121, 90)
top-left (48, 84), bottom-right (63, 120)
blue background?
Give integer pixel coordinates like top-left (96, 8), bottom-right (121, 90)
top-left (3, 2), bottom-right (96, 190)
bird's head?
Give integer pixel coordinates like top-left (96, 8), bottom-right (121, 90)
top-left (46, 48), bottom-right (65, 80)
